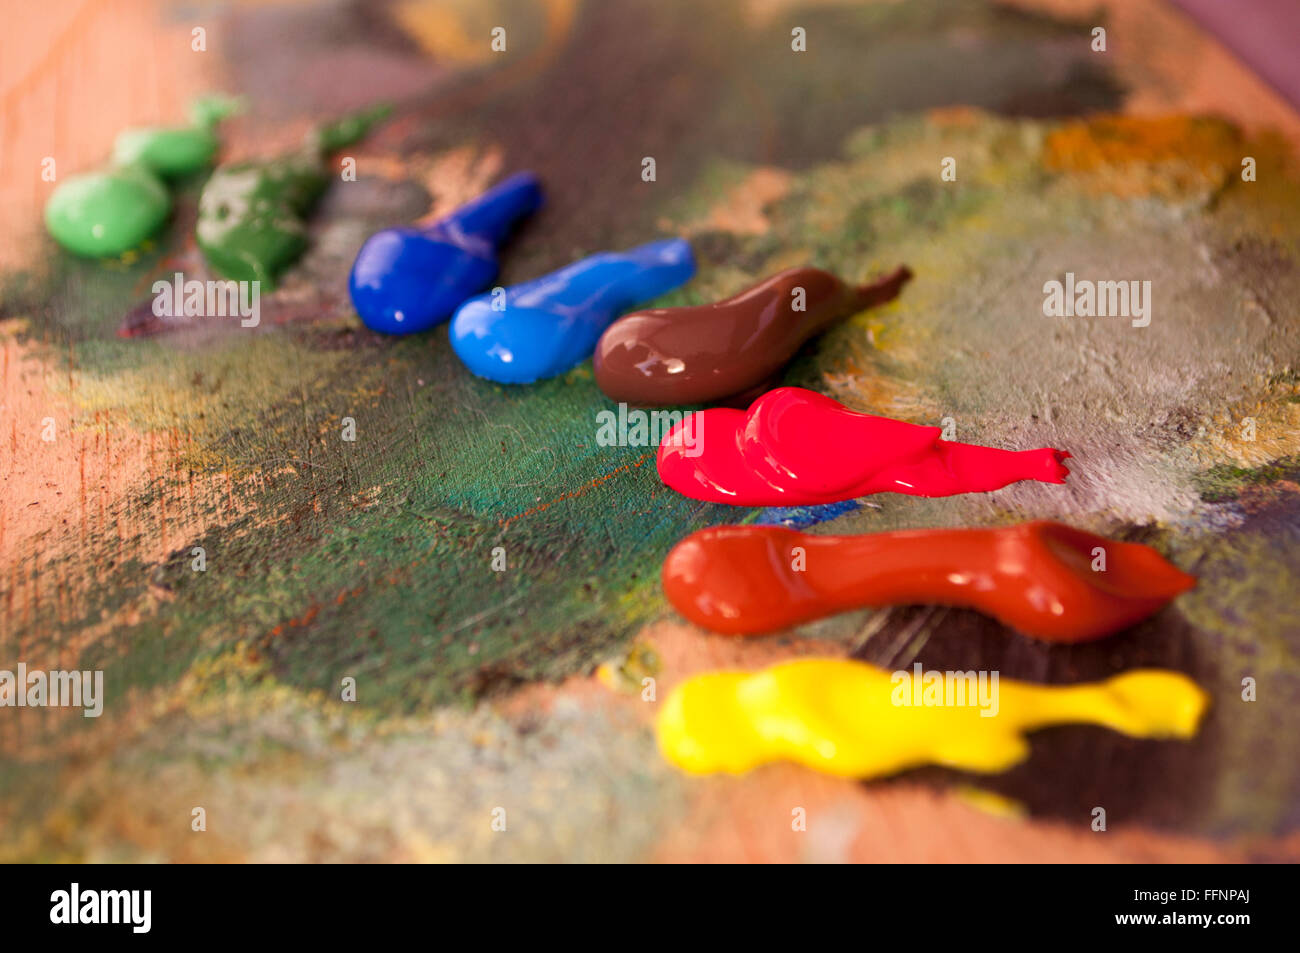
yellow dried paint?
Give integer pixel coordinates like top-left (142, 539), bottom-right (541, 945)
top-left (656, 659), bottom-right (1208, 779)
top-left (1043, 115), bottom-right (1242, 199)
top-left (1045, 116), bottom-right (1241, 170)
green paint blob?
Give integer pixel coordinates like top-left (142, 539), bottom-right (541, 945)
top-left (196, 104), bottom-right (390, 287)
top-left (44, 95), bottom-right (242, 258)
top-left (111, 95), bottom-right (243, 176)
top-left (44, 165), bottom-right (171, 258)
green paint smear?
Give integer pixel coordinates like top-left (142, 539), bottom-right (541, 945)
top-left (8, 327), bottom-right (738, 725)
top-left (1168, 495), bottom-right (1300, 837)
top-left (1195, 457), bottom-right (1300, 503)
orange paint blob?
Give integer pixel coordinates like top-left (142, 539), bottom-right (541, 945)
top-left (662, 521), bottom-right (1196, 643)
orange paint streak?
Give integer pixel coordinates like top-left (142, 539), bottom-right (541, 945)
top-left (497, 452), bottom-right (653, 530)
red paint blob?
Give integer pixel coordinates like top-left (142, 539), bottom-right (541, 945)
top-left (657, 387), bottom-right (1070, 505)
top-left (663, 521), bottom-right (1196, 642)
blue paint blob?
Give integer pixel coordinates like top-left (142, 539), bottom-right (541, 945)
top-left (752, 499), bottom-right (861, 530)
top-left (349, 171), bottom-right (543, 335)
top-left (449, 238), bottom-right (696, 384)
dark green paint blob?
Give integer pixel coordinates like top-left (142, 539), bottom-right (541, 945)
top-left (44, 95), bottom-right (241, 258)
top-left (196, 104), bottom-right (390, 287)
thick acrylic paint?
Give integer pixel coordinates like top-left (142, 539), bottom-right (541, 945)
top-left (594, 265), bottom-right (911, 405)
top-left (657, 658), bottom-right (1208, 779)
top-left (110, 95), bottom-right (242, 176)
top-left (44, 96), bottom-right (240, 258)
top-left (196, 104), bottom-right (390, 287)
top-left (663, 521), bottom-right (1195, 642)
top-left (350, 172), bottom-right (543, 334)
top-left (450, 238), bottom-right (696, 384)
top-left (657, 386), bottom-right (1070, 505)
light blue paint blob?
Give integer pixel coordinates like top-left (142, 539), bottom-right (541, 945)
top-left (450, 238), bottom-right (696, 384)
top-left (350, 172), bottom-right (543, 335)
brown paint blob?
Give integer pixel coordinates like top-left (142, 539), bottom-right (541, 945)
top-left (593, 265), bottom-right (911, 406)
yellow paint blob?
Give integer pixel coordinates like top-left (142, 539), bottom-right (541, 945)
top-left (656, 659), bottom-right (1208, 779)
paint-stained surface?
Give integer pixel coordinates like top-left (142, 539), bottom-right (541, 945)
top-left (1, 0), bottom-right (1298, 862)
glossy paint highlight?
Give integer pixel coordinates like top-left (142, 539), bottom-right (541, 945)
top-left (450, 238), bottom-right (696, 384)
top-left (657, 386), bottom-right (1070, 505)
top-left (350, 172), bottom-right (544, 334)
top-left (594, 265), bottom-right (912, 405)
